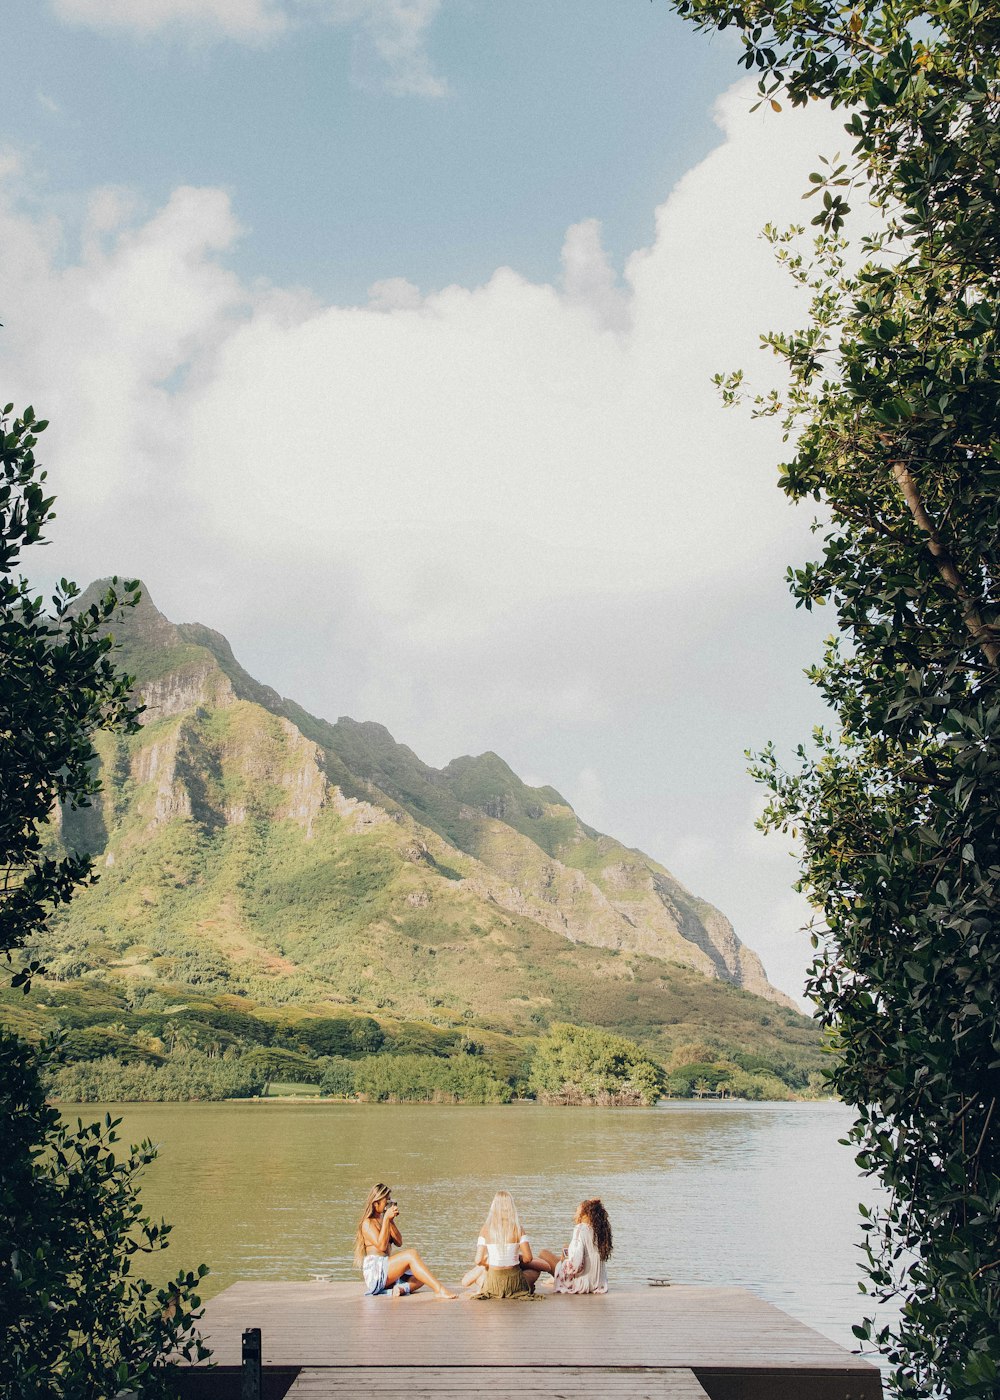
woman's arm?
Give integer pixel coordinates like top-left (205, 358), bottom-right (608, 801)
top-left (475, 1237), bottom-right (488, 1266)
top-left (518, 1236), bottom-right (532, 1266)
top-left (564, 1224), bottom-right (585, 1277)
top-left (379, 1206), bottom-right (400, 1252)
top-left (368, 1208), bottom-right (397, 1254)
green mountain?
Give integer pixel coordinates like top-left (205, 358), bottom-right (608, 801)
top-left (21, 581), bottom-right (820, 1084)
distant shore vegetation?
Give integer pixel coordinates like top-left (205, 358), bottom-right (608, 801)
top-left (5, 976), bottom-right (828, 1106)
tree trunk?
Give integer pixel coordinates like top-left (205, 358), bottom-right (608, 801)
top-left (891, 462), bottom-right (1000, 669)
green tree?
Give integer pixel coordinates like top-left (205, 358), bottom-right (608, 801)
top-left (242, 1044), bottom-right (324, 1085)
top-left (1, 1033), bottom-right (209, 1397)
top-left (319, 1056), bottom-right (357, 1098)
top-left (295, 1014), bottom-right (385, 1057)
top-left (1, 407), bottom-right (141, 988)
top-left (349, 1050), bottom-right (511, 1104)
top-left (528, 1023), bottom-right (664, 1106)
top-left (1, 401), bottom-right (208, 1395)
top-left (662, 0), bottom-right (1000, 1392)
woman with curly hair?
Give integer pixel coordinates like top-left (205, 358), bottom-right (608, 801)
top-left (553, 1198), bottom-right (612, 1294)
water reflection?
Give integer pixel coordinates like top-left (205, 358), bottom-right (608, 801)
top-left (69, 1099), bottom-right (884, 1358)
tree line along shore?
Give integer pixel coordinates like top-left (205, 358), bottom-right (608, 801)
top-left (3, 976), bottom-right (826, 1105)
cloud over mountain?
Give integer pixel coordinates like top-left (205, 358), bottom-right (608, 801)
top-left (0, 83), bottom-right (856, 1000)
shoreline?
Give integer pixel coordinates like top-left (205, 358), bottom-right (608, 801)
top-left (52, 1092), bottom-right (838, 1108)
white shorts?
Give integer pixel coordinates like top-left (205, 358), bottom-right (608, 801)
top-left (363, 1254), bottom-right (390, 1295)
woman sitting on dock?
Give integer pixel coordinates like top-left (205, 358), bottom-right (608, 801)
top-left (468, 1190), bottom-right (557, 1299)
top-left (354, 1183), bottom-right (457, 1299)
top-left (553, 1198), bottom-right (612, 1294)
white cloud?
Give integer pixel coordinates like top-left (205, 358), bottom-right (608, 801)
top-left (560, 218), bottom-right (631, 334)
top-left (0, 79), bottom-right (857, 700)
top-left (0, 82), bottom-right (860, 998)
top-left (337, 0), bottom-right (446, 97)
top-left (52, 0), bottom-right (291, 40)
top-left (50, 0), bottom-right (446, 95)
top-left (3, 83), bottom-right (850, 616)
top-left (367, 276), bottom-right (424, 311)
top-left (0, 78), bottom-right (853, 709)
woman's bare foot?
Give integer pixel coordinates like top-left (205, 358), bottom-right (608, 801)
top-left (434, 1287), bottom-right (459, 1299)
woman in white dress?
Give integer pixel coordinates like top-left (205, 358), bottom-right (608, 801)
top-left (553, 1198), bottom-right (612, 1294)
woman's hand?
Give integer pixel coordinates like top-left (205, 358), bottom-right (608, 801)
top-left (386, 1204), bottom-right (400, 1221)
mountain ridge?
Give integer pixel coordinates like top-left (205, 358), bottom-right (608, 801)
top-left (40, 579), bottom-right (803, 1054)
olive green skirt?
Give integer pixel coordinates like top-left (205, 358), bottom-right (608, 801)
top-left (472, 1265), bottom-right (541, 1301)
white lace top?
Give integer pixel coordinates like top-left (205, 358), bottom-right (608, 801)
top-left (478, 1235), bottom-right (529, 1267)
top-left (554, 1222), bottom-right (608, 1294)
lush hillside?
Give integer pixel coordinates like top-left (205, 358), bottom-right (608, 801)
top-left (12, 581), bottom-right (824, 1099)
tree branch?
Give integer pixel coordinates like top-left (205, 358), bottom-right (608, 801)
top-left (891, 462), bottom-right (1000, 669)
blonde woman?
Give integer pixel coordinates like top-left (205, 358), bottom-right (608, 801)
top-left (468, 1189), bottom-right (557, 1300)
top-left (354, 1183), bottom-right (457, 1299)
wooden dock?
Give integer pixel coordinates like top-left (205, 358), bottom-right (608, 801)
top-left (176, 1281), bottom-right (882, 1400)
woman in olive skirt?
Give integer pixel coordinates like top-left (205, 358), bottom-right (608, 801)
top-left (470, 1190), bottom-right (555, 1299)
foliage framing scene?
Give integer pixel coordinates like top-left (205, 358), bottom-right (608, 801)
top-left (1, 0), bottom-right (998, 1397)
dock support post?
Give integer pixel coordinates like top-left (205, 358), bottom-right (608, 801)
top-left (241, 1327), bottom-right (262, 1400)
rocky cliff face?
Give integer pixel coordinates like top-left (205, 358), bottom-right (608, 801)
top-left (57, 581), bottom-right (795, 1012)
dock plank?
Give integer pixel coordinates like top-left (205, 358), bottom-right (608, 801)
top-left (286, 1366), bottom-right (710, 1399)
top-left (185, 1283), bottom-right (882, 1399)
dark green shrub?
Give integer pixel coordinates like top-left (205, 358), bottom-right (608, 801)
top-left (241, 1046), bottom-right (322, 1083)
top-left (1, 1031), bottom-right (208, 1396)
top-left (665, 1061), bottom-right (732, 1097)
top-left (351, 1052), bottom-right (511, 1104)
top-left (295, 1015), bottom-right (384, 1058)
top-left (383, 1020), bottom-right (457, 1057)
top-left (528, 1024), bottom-right (664, 1106)
top-left (49, 1051), bottom-right (265, 1103)
top-left (62, 1027), bottom-right (163, 1066)
top-left (319, 1057), bottom-right (357, 1097)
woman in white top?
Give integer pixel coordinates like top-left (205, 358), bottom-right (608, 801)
top-left (553, 1197), bottom-right (612, 1294)
top-left (467, 1190), bottom-right (556, 1299)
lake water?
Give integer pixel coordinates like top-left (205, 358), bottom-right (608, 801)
top-left (65, 1099), bottom-right (887, 1364)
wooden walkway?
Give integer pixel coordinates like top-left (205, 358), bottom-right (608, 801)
top-left (178, 1281), bottom-right (882, 1400)
top-left (285, 1367), bottom-right (710, 1398)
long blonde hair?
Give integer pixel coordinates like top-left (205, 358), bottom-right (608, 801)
top-left (481, 1189), bottom-right (522, 1245)
top-left (354, 1182), bottom-right (392, 1268)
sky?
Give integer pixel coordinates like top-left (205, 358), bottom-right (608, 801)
top-left (0, 0), bottom-right (861, 1005)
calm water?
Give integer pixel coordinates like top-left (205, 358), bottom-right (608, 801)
top-left (64, 1099), bottom-right (887, 1361)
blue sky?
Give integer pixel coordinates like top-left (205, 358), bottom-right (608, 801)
top-left (4, 2), bottom-right (732, 299)
top-left (0, 1), bottom-right (857, 1002)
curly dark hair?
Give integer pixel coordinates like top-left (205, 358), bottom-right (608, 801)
top-left (579, 1198), bottom-right (613, 1261)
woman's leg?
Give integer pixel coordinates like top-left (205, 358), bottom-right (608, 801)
top-left (532, 1250), bottom-right (558, 1275)
top-left (461, 1264), bottom-right (486, 1290)
top-left (386, 1249), bottom-right (457, 1298)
